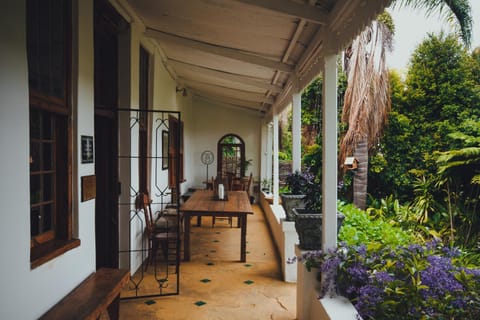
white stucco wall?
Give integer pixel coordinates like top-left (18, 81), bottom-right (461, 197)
top-left (182, 97), bottom-right (262, 191)
top-left (0, 1), bottom-right (96, 319)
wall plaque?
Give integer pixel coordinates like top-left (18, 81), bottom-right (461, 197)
top-left (81, 175), bottom-right (96, 202)
top-left (81, 135), bottom-right (94, 163)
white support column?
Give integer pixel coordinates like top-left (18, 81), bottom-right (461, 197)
top-left (322, 54), bottom-right (338, 252)
top-left (273, 114), bottom-right (280, 205)
top-left (260, 120), bottom-right (268, 183)
top-left (266, 122), bottom-right (273, 191)
top-left (292, 93), bottom-right (302, 172)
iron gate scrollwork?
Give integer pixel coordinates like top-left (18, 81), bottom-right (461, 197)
top-left (118, 108), bottom-right (182, 299)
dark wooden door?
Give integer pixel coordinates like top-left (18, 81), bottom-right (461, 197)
top-left (93, 0), bottom-right (126, 269)
top-left (94, 114), bottom-right (118, 268)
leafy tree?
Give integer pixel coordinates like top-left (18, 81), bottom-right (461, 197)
top-left (370, 34), bottom-right (480, 202)
top-left (368, 35), bottom-right (480, 247)
top-left (340, 0), bottom-right (473, 210)
top-left (436, 126), bottom-right (480, 246)
top-left (402, 33), bottom-right (479, 172)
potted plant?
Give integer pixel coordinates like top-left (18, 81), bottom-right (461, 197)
top-left (280, 170), bottom-right (308, 221)
top-left (240, 158), bottom-right (253, 176)
top-left (292, 169), bottom-right (344, 250)
top-left (261, 178), bottom-right (271, 193)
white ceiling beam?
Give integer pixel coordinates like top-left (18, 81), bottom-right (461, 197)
top-left (169, 60), bottom-right (283, 94)
top-left (145, 29), bottom-right (293, 73)
top-left (191, 90), bottom-right (265, 112)
top-left (180, 77), bottom-right (275, 105)
top-left (233, 0), bottom-right (328, 25)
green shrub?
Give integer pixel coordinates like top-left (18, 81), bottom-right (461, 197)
top-left (338, 201), bottom-right (415, 247)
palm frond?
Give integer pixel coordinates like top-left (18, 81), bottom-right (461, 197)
top-left (447, 132), bottom-right (480, 146)
top-left (437, 147), bottom-right (480, 174)
top-left (339, 20), bottom-right (392, 167)
top-left (391, 0), bottom-right (472, 48)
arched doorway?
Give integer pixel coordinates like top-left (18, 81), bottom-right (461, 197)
top-left (217, 134), bottom-right (245, 178)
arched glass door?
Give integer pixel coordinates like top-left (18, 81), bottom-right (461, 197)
top-left (217, 134), bottom-right (245, 178)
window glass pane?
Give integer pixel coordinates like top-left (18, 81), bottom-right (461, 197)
top-left (43, 174), bottom-right (53, 201)
top-left (30, 109), bottom-right (41, 138)
top-left (42, 143), bottom-right (53, 170)
top-left (31, 207), bottom-right (40, 237)
top-left (221, 136), bottom-right (240, 144)
top-left (42, 113), bottom-right (53, 139)
top-left (30, 175), bottom-right (41, 204)
top-left (27, 0), bottom-right (66, 100)
top-left (51, 12), bottom-right (66, 100)
top-left (28, 0), bottom-right (70, 254)
top-left (30, 142), bottom-right (40, 172)
top-left (42, 204), bottom-right (53, 232)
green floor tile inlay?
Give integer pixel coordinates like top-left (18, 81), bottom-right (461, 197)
top-left (244, 280), bottom-right (254, 285)
top-left (194, 301), bottom-right (207, 307)
top-left (144, 300), bottom-right (156, 305)
top-left (206, 262), bottom-right (215, 266)
top-left (200, 278), bottom-right (211, 283)
top-left (246, 251), bottom-right (251, 254)
top-left (244, 264), bottom-right (252, 267)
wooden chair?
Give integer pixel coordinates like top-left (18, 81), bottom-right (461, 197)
top-left (244, 172), bottom-right (253, 196)
top-left (135, 192), bottom-right (179, 272)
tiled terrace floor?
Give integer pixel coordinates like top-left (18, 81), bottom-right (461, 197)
top-left (119, 204), bottom-right (297, 319)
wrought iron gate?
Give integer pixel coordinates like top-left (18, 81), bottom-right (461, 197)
top-left (118, 108), bottom-right (182, 299)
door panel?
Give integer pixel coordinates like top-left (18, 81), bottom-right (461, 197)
top-left (94, 0), bottom-right (123, 269)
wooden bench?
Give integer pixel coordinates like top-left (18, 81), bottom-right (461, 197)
top-left (40, 268), bottom-right (130, 320)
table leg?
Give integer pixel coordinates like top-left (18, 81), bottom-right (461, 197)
top-left (240, 214), bottom-right (247, 262)
top-left (184, 214), bottom-right (191, 261)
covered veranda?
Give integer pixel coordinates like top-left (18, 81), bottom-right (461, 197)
top-left (114, 0), bottom-right (391, 318)
top-left (0, 0), bottom-right (392, 319)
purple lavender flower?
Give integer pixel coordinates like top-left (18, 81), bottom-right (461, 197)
top-left (354, 285), bottom-right (384, 318)
top-left (374, 271), bottom-right (394, 283)
top-left (420, 255), bottom-right (464, 299)
top-left (321, 256), bottom-right (342, 273)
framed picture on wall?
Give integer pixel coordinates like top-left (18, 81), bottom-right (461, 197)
top-left (81, 135), bottom-right (94, 164)
top-left (162, 130), bottom-right (169, 170)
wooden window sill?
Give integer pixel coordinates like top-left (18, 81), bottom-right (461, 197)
top-left (31, 238), bottom-right (81, 269)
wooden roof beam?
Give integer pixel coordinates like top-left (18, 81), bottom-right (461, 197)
top-left (145, 29), bottom-right (293, 73)
top-left (192, 90), bottom-right (266, 113)
top-left (180, 77), bottom-right (275, 105)
top-left (169, 60), bottom-right (283, 94)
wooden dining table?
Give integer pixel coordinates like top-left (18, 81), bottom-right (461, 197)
top-left (179, 190), bottom-right (253, 262)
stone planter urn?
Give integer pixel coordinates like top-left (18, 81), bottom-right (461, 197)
top-left (280, 193), bottom-right (305, 221)
top-left (292, 208), bottom-right (345, 250)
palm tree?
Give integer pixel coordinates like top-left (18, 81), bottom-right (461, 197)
top-left (339, 15), bottom-right (392, 210)
top-left (339, 0), bottom-right (473, 210)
